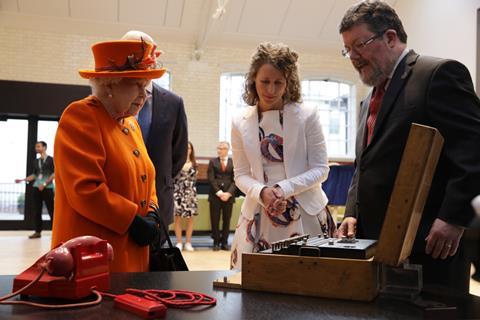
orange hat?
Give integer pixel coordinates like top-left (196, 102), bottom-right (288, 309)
top-left (79, 39), bottom-right (166, 79)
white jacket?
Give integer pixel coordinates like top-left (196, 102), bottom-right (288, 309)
top-left (231, 102), bottom-right (329, 220)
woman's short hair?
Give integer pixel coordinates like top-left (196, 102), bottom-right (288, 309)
top-left (243, 42), bottom-right (301, 106)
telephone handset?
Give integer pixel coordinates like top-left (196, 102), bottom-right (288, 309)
top-left (44, 236), bottom-right (114, 278)
top-left (11, 235), bottom-right (113, 300)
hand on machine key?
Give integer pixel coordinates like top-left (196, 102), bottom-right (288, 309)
top-left (337, 217), bottom-right (357, 239)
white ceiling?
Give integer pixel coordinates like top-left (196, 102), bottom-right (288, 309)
top-left (0, 0), bottom-right (398, 53)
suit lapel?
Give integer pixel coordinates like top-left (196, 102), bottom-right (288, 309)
top-left (282, 103), bottom-right (300, 176)
top-left (365, 50), bottom-right (418, 150)
top-left (242, 106), bottom-right (264, 182)
top-left (145, 83), bottom-right (166, 149)
top-left (358, 94), bottom-right (371, 155)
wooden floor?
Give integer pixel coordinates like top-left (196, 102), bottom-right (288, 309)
top-left (1, 230), bottom-right (479, 297)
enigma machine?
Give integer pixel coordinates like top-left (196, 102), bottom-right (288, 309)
top-left (214, 123), bottom-right (444, 302)
top-left (263, 234), bottom-right (377, 260)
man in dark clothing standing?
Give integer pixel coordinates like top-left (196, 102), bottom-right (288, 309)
top-left (122, 31), bottom-right (189, 233)
top-left (208, 141), bottom-right (236, 251)
top-left (15, 141), bottom-right (54, 239)
top-left (337, 1), bottom-right (480, 294)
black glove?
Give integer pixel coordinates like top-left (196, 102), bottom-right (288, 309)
top-left (128, 212), bottom-right (160, 247)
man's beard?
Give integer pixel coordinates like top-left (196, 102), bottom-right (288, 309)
top-left (357, 63), bottom-right (385, 87)
top-left (353, 55), bottom-right (393, 87)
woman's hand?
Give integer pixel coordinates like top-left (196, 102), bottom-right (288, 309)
top-left (128, 213), bottom-right (160, 246)
top-left (268, 198), bottom-right (287, 216)
top-left (261, 187), bottom-right (287, 216)
top-left (260, 187), bottom-right (275, 206)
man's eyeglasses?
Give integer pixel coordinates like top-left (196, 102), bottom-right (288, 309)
top-left (341, 31), bottom-right (386, 59)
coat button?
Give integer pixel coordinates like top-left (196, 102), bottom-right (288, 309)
top-left (122, 128), bottom-right (129, 135)
top-left (140, 200), bottom-right (147, 208)
top-left (133, 149), bottom-right (140, 157)
top-left (141, 174), bottom-right (147, 182)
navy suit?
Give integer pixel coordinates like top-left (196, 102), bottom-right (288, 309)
top-left (346, 50), bottom-right (480, 294)
top-left (141, 83), bottom-right (188, 227)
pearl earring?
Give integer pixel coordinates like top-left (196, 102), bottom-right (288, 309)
top-left (108, 93), bottom-right (113, 98)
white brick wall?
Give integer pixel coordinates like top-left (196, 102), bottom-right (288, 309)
top-left (0, 27), bottom-right (368, 157)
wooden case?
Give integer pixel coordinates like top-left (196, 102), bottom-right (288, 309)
top-left (214, 124), bottom-right (444, 302)
top-left (242, 254), bottom-right (379, 301)
top-left (374, 124), bottom-right (444, 266)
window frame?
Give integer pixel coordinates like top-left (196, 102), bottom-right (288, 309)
top-left (218, 72), bottom-right (247, 143)
top-left (301, 78), bottom-right (357, 161)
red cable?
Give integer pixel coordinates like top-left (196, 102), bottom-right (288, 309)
top-left (0, 268), bottom-right (215, 312)
top-left (123, 288), bottom-right (216, 308)
top-left (0, 290), bottom-right (102, 309)
top-left (0, 268), bottom-right (46, 302)
top-left (0, 268), bottom-right (103, 309)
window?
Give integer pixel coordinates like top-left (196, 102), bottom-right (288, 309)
top-left (153, 71), bottom-right (171, 90)
top-left (218, 75), bottom-right (356, 159)
top-left (219, 73), bottom-right (246, 142)
top-left (302, 80), bottom-right (356, 159)
top-left (37, 120), bottom-right (58, 158)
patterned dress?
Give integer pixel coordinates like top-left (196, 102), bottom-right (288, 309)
top-left (173, 163), bottom-right (198, 218)
top-left (230, 110), bottom-right (335, 269)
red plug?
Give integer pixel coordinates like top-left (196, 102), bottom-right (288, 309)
top-left (114, 293), bottom-right (166, 319)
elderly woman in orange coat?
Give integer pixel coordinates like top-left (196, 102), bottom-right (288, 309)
top-left (51, 39), bottom-right (166, 272)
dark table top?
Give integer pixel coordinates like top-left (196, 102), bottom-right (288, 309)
top-left (1, 270), bottom-right (479, 319)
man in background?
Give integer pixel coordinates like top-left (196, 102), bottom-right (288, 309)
top-left (15, 141), bottom-right (54, 239)
top-left (208, 141), bottom-right (236, 251)
top-left (122, 31), bottom-right (188, 234)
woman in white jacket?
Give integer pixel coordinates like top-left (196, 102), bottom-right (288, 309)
top-left (230, 43), bottom-right (336, 269)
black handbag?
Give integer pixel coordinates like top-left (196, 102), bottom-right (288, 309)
top-left (149, 215), bottom-right (189, 271)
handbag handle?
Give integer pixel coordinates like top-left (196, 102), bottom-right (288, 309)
top-left (156, 211), bottom-right (174, 249)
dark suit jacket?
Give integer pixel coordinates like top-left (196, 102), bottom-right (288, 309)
top-left (345, 50), bottom-right (480, 254)
top-left (32, 155), bottom-right (54, 177)
top-left (145, 83), bottom-right (188, 226)
top-left (207, 157), bottom-right (236, 204)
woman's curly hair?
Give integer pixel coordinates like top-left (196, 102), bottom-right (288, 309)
top-left (243, 42), bottom-right (302, 106)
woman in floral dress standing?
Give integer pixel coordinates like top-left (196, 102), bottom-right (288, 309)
top-left (173, 142), bottom-right (198, 251)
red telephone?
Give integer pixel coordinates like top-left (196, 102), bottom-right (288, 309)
top-left (2, 235), bottom-right (215, 318)
top-left (12, 235), bottom-right (113, 300)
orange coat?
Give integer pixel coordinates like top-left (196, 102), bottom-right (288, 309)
top-left (51, 96), bottom-right (158, 272)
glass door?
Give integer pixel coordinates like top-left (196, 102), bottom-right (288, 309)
top-left (0, 119), bottom-right (29, 222)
